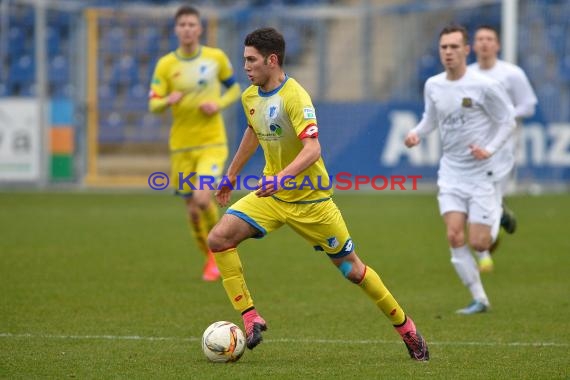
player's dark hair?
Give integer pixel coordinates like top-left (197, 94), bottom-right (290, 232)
top-left (174, 5), bottom-right (200, 22)
top-left (244, 27), bottom-right (286, 66)
top-left (439, 23), bottom-right (469, 45)
top-left (475, 24), bottom-right (500, 41)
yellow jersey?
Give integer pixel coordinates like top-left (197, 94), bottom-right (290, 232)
top-left (241, 76), bottom-right (332, 203)
top-left (149, 46), bottom-right (236, 152)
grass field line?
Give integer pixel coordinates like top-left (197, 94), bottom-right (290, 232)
top-left (1, 332), bottom-right (567, 348)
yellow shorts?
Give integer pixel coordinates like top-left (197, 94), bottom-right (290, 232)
top-left (171, 145), bottom-right (228, 196)
top-left (227, 192), bottom-right (354, 257)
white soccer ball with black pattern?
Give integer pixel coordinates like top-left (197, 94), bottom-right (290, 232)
top-left (201, 321), bottom-right (246, 363)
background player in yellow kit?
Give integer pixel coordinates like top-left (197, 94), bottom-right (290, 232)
top-left (207, 27), bottom-right (429, 361)
top-left (148, 5), bottom-right (241, 281)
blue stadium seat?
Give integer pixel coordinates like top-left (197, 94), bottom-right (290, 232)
top-left (20, 83), bottom-right (37, 97)
top-left (50, 83), bottom-right (74, 98)
top-left (103, 27), bottom-right (126, 54)
top-left (47, 27), bottom-right (62, 55)
top-left (123, 84), bottom-right (148, 112)
top-left (98, 84), bottom-right (119, 110)
top-left (135, 27), bottom-right (161, 55)
top-left (560, 55), bottom-right (570, 83)
top-left (48, 55), bottom-right (69, 84)
top-left (110, 55), bottom-right (139, 85)
top-left (282, 24), bottom-right (303, 63)
top-left (10, 55), bottom-right (35, 83)
top-left (8, 26), bottom-right (28, 56)
top-left (417, 53), bottom-right (439, 83)
top-left (99, 111), bottom-right (124, 143)
top-left (132, 114), bottom-right (165, 142)
top-left (168, 34), bottom-right (178, 51)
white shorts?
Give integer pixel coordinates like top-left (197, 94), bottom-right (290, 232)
top-left (437, 176), bottom-right (501, 226)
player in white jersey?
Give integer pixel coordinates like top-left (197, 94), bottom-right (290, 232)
top-left (469, 25), bottom-right (538, 272)
top-left (405, 24), bottom-right (516, 315)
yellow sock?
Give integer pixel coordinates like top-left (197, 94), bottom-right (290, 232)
top-left (202, 201), bottom-right (220, 231)
top-left (187, 212), bottom-right (209, 256)
top-left (359, 266), bottom-right (406, 325)
top-left (213, 248), bottom-right (254, 313)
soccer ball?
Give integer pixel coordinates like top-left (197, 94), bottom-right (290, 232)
top-left (201, 321), bottom-right (246, 363)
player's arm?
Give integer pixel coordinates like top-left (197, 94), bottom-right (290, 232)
top-left (216, 126), bottom-right (259, 206)
top-left (148, 59), bottom-right (184, 113)
top-left (406, 82), bottom-right (437, 148)
top-left (471, 83), bottom-right (516, 159)
top-left (200, 51), bottom-right (242, 115)
top-left (148, 59), bottom-right (170, 113)
top-left (511, 69), bottom-right (538, 119)
top-left (199, 78), bottom-right (241, 116)
top-left (218, 77), bottom-right (241, 109)
top-left (255, 122), bottom-right (320, 198)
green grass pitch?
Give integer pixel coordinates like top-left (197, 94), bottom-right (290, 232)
top-left (1, 191), bottom-right (568, 378)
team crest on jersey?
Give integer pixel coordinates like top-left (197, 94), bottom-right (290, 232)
top-left (303, 107), bottom-right (316, 119)
top-left (461, 97), bottom-right (473, 108)
top-left (327, 237), bottom-right (339, 249)
top-left (249, 108), bottom-right (255, 115)
top-left (267, 104), bottom-right (280, 119)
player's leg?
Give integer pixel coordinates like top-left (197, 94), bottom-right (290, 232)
top-left (443, 211), bottom-right (490, 314)
top-left (474, 181), bottom-right (502, 272)
top-left (195, 146), bottom-right (228, 233)
top-left (289, 200), bottom-right (428, 360)
top-left (438, 182), bottom-right (489, 314)
top-left (192, 146), bottom-right (229, 281)
top-left (186, 190), bottom-right (220, 281)
top-left (208, 193), bottom-right (284, 350)
top-left (171, 151), bottom-right (215, 280)
top-left (499, 159), bottom-right (517, 234)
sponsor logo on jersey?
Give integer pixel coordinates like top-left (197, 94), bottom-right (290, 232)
top-left (303, 107), bottom-right (316, 119)
top-left (269, 123), bottom-right (283, 136)
top-left (462, 97), bottom-right (473, 107)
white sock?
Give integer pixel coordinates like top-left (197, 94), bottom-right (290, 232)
top-left (450, 245), bottom-right (489, 305)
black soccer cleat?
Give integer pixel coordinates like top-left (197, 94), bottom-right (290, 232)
top-left (500, 205), bottom-right (517, 234)
top-left (402, 330), bottom-right (430, 361)
top-left (245, 321), bottom-right (267, 350)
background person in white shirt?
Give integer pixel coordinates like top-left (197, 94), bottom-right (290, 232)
top-left (405, 24), bottom-right (516, 315)
top-left (469, 24), bottom-right (538, 271)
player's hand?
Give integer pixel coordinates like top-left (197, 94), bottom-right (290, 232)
top-left (215, 175), bottom-right (236, 207)
top-left (167, 91), bottom-right (184, 105)
top-left (469, 144), bottom-right (492, 160)
top-left (404, 131), bottom-right (420, 148)
top-left (255, 175), bottom-right (282, 198)
top-left (199, 102), bottom-right (220, 116)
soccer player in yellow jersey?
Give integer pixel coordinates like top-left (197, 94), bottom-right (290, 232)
top-left (207, 27), bottom-right (429, 360)
top-left (148, 6), bottom-right (241, 281)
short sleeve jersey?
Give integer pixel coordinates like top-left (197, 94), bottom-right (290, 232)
top-left (241, 76), bottom-right (332, 203)
top-left (150, 46), bottom-right (235, 151)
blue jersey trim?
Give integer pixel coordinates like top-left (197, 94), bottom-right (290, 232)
top-left (258, 74), bottom-right (289, 97)
top-left (222, 76), bottom-right (236, 88)
top-left (326, 238), bottom-right (354, 259)
top-left (226, 209), bottom-right (267, 237)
